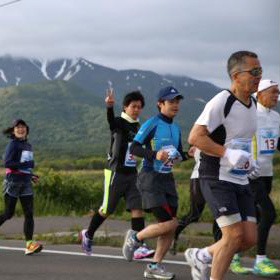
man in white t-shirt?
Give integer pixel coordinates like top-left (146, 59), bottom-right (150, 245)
top-left (185, 50), bottom-right (262, 280)
top-left (230, 79), bottom-right (280, 277)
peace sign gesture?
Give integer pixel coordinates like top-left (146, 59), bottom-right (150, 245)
top-left (105, 88), bottom-right (115, 107)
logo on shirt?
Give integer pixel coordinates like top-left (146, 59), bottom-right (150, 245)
top-left (218, 207), bottom-right (228, 213)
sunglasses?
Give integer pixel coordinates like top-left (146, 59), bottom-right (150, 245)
top-left (235, 67), bottom-right (263, 77)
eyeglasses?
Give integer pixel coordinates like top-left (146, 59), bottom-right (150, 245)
top-left (234, 67), bottom-right (263, 77)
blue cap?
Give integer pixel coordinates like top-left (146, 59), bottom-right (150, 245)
top-left (157, 86), bottom-right (183, 101)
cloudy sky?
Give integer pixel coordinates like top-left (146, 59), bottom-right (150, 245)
top-left (0, 0), bottom-right (279, 87)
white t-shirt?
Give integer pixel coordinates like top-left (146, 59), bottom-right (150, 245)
top-left (253, 103), bottom-right (280, 176)
top-left (195, 90), bottom-right (257, 185)
top-left (190, 148), bottom-right (200, 179)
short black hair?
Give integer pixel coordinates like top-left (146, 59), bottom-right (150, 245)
top-left (227, 51), bottom-right (258, 78)
top-left (122, 91), bottom-right (145, 109)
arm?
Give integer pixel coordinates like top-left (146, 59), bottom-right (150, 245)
top-left (107, 107), bottom-right (117, 131)
top-left (105, 88), bottom-right (117, 131)
top-left (130, 141), bottom-right (157, 161)
top-left (131, 118), bottom-right (169, 162)
top-left (177, 137), bottom-right (188, 161)
top-left (188, 124), bottom-right (226, 157)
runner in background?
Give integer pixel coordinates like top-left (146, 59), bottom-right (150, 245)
top-left (122, 86), bottom-right (187, 280)
top-left (170, 146), bottom-right (221, 255)
top-left (1, 119), bottom-right (42, 255)
top-left (79, 89), bottom-right (154, 260)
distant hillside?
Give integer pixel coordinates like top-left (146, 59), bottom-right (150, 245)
top-left (0, 55), bottom-right (223, 157)
top-left (0, 81), bottom-right (112, 157)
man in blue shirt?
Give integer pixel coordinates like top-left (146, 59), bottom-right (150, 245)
top-left (122, 86), bottom-right (186, 280)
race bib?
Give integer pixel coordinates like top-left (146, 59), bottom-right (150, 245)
top-left (158, 145), bottom-right (182, 172)
top-left (19, 150), bottom-right (33, 174)
top-left (20, 150), bottom-right (33, 162)
top-left (124, 143), bottom-right (137, 167)
top-left (227, 138), bottom-right (251, 176)
top-left (259, 128), bottom-right (278, 155)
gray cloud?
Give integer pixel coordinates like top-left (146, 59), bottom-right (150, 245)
top-left (0, 0), bottom-right (279, 87)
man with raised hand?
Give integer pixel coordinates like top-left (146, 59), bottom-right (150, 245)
top-left (122, 86), bottom-right (187, 280)
top-left (186, 50), bottom-right (262, 280)
top-left (79, 89), bottom-right (154, 260)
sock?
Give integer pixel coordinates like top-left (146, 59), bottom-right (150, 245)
top-left (256, 255), bottom-right (267, 264)
top-left (150, 262), bottom-right (158, 268)
top-left (132, 232), bottom-right (141, 243)
top-left (233, 253), bottom-right (239, 259)
top-left (197, 247), bottom-right (212, 264)
top-left (87, 212), bottom-right (106, 239)
top-left (131, 217), bottom-right (145, 232)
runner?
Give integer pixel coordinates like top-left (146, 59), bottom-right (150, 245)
top-left (122, 86), bottom-right (187, 280)
top-left (79, 89), bottom-right (154, 260)
top-left (1, 119), bottom-right (42, 255)
top-left (170, 147), bottom-right (221, 255)
top-left (230, 79), bottom-right (280, 277)
top-left (185, 50), bottom-right (262, 280)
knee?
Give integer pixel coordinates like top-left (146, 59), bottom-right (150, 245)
top-left (223, 230), bottom-right (243, 250)
top-left (245, 235), bottom-right (256, 249)
top-left (4, 209), bottom-right (15, 220)
top-left (263, 208), bottom-right (276, 224)
top-left (24, 211), bottom-right (33, 219)
top-left (98, 209), bottom-right (109, 218)
top-left (160, 218), bottom-right (178, 234)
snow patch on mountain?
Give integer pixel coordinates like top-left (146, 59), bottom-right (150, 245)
top-left (0, 69), bottom-right (8, 83)
top-left (55, 60), bottom-right (68, 79)
top-left (63, 64), bottom-right (81, 81)
top-left (15, 77), bottom-right (21, 86)
top-left (195, 97), bottom-right (206, 104)
top-left (39, 59), bottom-right (51, 80)
top-left (162, 78), bottom-right (173, 84)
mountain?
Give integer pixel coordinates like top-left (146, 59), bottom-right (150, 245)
top-left (0, 81), bottom-right (112, 157)
top-left (0, 55), bottom-right (222, 157)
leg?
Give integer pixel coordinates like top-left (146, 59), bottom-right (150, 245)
top-left (20, 195), bottom-right (43, 255)
top-left (20, 195), bottom-right (34, 241)
top-left (0, 194), bottom-right (17, 226)
top-left (212, 220), bottom-right (222, 242)
top-left (253, 177), bottom-right (276, 256)
top-left (250, 177), bottom-right (279, 276)
top-left (175, 179), bottom-right (205, 239)
top-left (153, 223), bottom-right (177, 263)
top-left (207, 222), bottom-right (252, 280)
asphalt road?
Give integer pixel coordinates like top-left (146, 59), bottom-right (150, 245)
top-left (1, 240), bottom-right (279, 280)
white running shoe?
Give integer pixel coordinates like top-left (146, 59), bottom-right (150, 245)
top-left (185, 248), bottom-right (210, 280)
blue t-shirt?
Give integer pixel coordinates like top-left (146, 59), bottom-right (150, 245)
top-left (134, 114), bottom-right (183, 173)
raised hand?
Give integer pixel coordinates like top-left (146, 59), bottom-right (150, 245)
top-left (105, 88), bottom-right (115, 107)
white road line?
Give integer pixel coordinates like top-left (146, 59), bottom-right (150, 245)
top-left (0, 246), bottom-right (254, 271)
top-left (0, 246), bottom-right (186, 265)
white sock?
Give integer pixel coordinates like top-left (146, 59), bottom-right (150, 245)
top-left (256, 255), bottom-right (267, 264)
top-left (198, 247), bottom-right (212, 263)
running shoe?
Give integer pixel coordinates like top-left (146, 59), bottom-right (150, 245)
top-left (184, 248), bottom-right (210, 280)
top-left (134, 244), bottom-right (155, 259)
top-left (144, 263), bottom-right (175, 280)
top-left (122, 229), bottom-right (141, 261)
top-left (25, 240), bottom-right (43, 255)
top-left (253, 258), bottom-right (280, 277)
top-left (230, 255), bottom-right (250, 275)
top-left (79, 229), bottom-right (92, 256)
